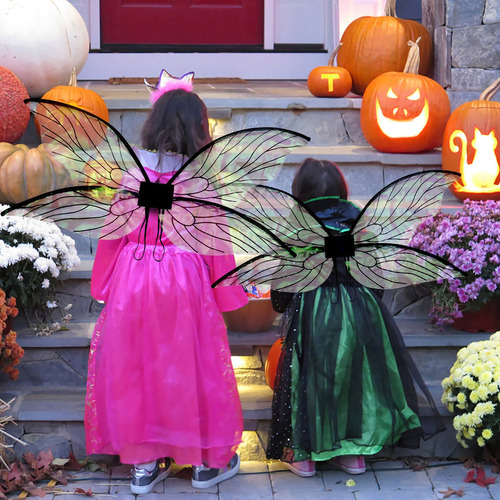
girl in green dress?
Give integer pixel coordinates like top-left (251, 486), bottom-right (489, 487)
top-left (266, 158), bottom-right (443, 477)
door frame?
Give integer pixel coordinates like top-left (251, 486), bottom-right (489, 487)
top-left (79, 0), bottom-right (340, 80)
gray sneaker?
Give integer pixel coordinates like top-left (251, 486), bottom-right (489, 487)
top-left (192, 453), bottom-right (240, 489)
top-left (131, 458), bottom-right (172, 495)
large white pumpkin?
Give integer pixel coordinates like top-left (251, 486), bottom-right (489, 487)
top-left (0, 0), bottom-right (89, 98)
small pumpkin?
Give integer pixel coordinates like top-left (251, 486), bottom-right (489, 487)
top-left (442, 78), bottom-right (500, 201)
top-left (0, 66), bottom-right (30, 143)
top-left (337, 0), bottom-right (432, 95)
top-left (41, 68), bottom-right (109, 122)
top-left (0, 142), bottom-right (71, 204)
top-left (360, 38), bottom-right (450, 153)
top-left (265, 337), bottom-right (284, 391)
top-left (307, 44), bottom-right (352, 98)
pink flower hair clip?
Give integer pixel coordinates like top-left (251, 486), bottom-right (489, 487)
top-left (144, 70), bottom-right (195, 104)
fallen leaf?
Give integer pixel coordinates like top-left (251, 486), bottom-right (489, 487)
top-left (36, 450), bottom-right (54, 470)
top-left (404, 456), bottom-right (429, 471)
top-left (50, 470), bottom-right (69, 486)
top-left (474, 466), bottom-right (496, 487)
top-left (74, 487), bottom-right (94, 496)
top-left (462, 457), bottom-right (476, 469)
top-left (64, 452), bottom-right (83, 471)
top-left (345, 479), bottom-right (355, 487)
top-left (22, 481), bottom-right (47, 498)
top-left (438, 486), bottom-right (465, 498)
top-left (51, 459), bottom-right (69, 467)
top-left (464, 468), bottom-right (476, 482)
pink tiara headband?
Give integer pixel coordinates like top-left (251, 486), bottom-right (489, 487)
top-left (144, 70), bottom-right (194, 104)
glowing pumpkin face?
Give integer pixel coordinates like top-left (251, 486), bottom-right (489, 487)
top-left (442, 87), bottom-right (500, 201)
top-left (360, 72), bottom-right (450, 153)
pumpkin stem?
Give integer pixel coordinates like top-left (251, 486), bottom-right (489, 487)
top-left (327, 43), bottom-right (343, 66)
top-left (403, 37), bottom-right (421, 74)
top-left (479, 77), bottom-right (500, 101)
top-left (384, 0), bottom-right (397, 18)
top-left (68, 67), bottom-right (78, 87)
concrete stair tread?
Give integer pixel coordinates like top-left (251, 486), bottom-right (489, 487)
top-left (2, 381), bottom-right (450, 425)
top-left (3, 385), bottom-right (273, 423)
top-left (14, 317), bottom-right (493, 349)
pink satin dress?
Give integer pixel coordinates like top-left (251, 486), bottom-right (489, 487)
top-left (84, 150), bottom-right (248, 467)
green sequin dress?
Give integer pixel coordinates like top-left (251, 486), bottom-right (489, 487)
top-left (266, 198), bottom-right (443, 462)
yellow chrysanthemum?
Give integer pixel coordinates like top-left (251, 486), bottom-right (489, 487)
top-left (482, 429), bottom-right (493, 440)
top-left (479, 371), bottom-right (493, 384)
top-left (477, 386), bottom-right (490, 400)
top-left (477, 436), bottom-right (486, 447)
top-left (457, 392), bottom-right (466, 404)
top-left (472, 364), bottom-right (484, 377)
top-left (468, 427), bottom-right (476, 437)
top-left (462, 376), bottom-right (476, 390)
top-left (469, 391), bottom-right (479, 404)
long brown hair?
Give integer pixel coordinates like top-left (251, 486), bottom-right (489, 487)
top-left (291, 158), bottom-right (348, 202)
top-left (141, 89), bottom-right (211, 157)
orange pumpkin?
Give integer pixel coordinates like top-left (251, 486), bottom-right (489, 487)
top-left (442, 78), bottom-right (500, 201)
top-left (0, 142), bottom-right (71, 204)
top-left (41, 68), bottom-right (109, 122)
top-left (265, 337), bottom-right (284, 390)
top-left (360, 39), bottom-right (450, 153)
top-left (337, 0), bottom-right (432, 96)
top-left (307, 44), bottom-right (352, 98)
top-left (0, 66), bottom-right (30, 143)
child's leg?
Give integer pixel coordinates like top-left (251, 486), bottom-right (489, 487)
top-left (280, 448), bottom-right (316, 478)
top-left (329, 455), bottom-right (366, 474)
top-left (192, 453), bottom-right (240, 489)
top-left (131, 458), bottom-right (172, 495)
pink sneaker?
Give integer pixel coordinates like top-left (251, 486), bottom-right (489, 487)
top-left (281, 449), bottom-right (316, 478)
top-left (330, 455), bottom-right (366, 475)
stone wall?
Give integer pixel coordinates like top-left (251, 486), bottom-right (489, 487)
top-left (423, 0), bottom-right (500, 109)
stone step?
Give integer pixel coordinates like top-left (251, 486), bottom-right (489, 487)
top-left (4, 317), bottom-right (489, 392)
top-left (3, 384), bottom-right (274, 427)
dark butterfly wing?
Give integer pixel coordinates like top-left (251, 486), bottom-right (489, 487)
top-left (211, 186), bottom-right (336, 291)
top-left (213, 252), bottom-right (334, 293)
top-left (1, 99), bottom-right (148, 240)
top-left (163, 128), bottom-right (310, 254)
top-left (347, 170), bottom-right (465, 288)
top-left (352, 170), bottom-right (460, 246)
top-left (348, 244), bottom-right (465, 290)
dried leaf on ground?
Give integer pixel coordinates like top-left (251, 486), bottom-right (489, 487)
top-left (404, 456), bottom-right (429, 471)
top-left (22, 481), bottom-right (47, 497)
top-left (74, 487), bottom-right (94, 496)
top-left (438, 486), bottom-right (465, 498)
top-left (464, 466), bottom-right (496, 487)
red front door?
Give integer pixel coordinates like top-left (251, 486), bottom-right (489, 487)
top-left (101, 0), bottom-right (264, 48)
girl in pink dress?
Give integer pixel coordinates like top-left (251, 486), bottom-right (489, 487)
top-left (84, 87), bottom-right (248, 493)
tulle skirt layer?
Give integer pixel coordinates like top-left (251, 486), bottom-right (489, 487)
top-left (85, 243), bottom-right (242, 467)
top-left (266, 284), bottom-right (443, 462)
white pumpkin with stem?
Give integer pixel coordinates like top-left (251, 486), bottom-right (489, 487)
top-left (0, 0), bottom-right (89, 98)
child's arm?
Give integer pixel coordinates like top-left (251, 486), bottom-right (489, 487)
top-left (203, 254), bottom-right (249, 312)
top-left (90, 237), bottom-right (128, 302)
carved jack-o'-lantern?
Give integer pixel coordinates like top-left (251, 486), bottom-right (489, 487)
top-left (360, 38), bottom-right (450, 153)
top-left (442, 78), bottom-right (500, 201)
top-left (307, 44), bottom-right (352, 98)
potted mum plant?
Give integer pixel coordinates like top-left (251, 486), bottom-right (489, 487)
top-left (411, 199), bottom-right (500, 331)
top-left (442, 331), bottom-right (500, 454)
top-left (0, 288), bottom-right (24, 380)
top-left (0, 206), bottom-right (80, 335)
